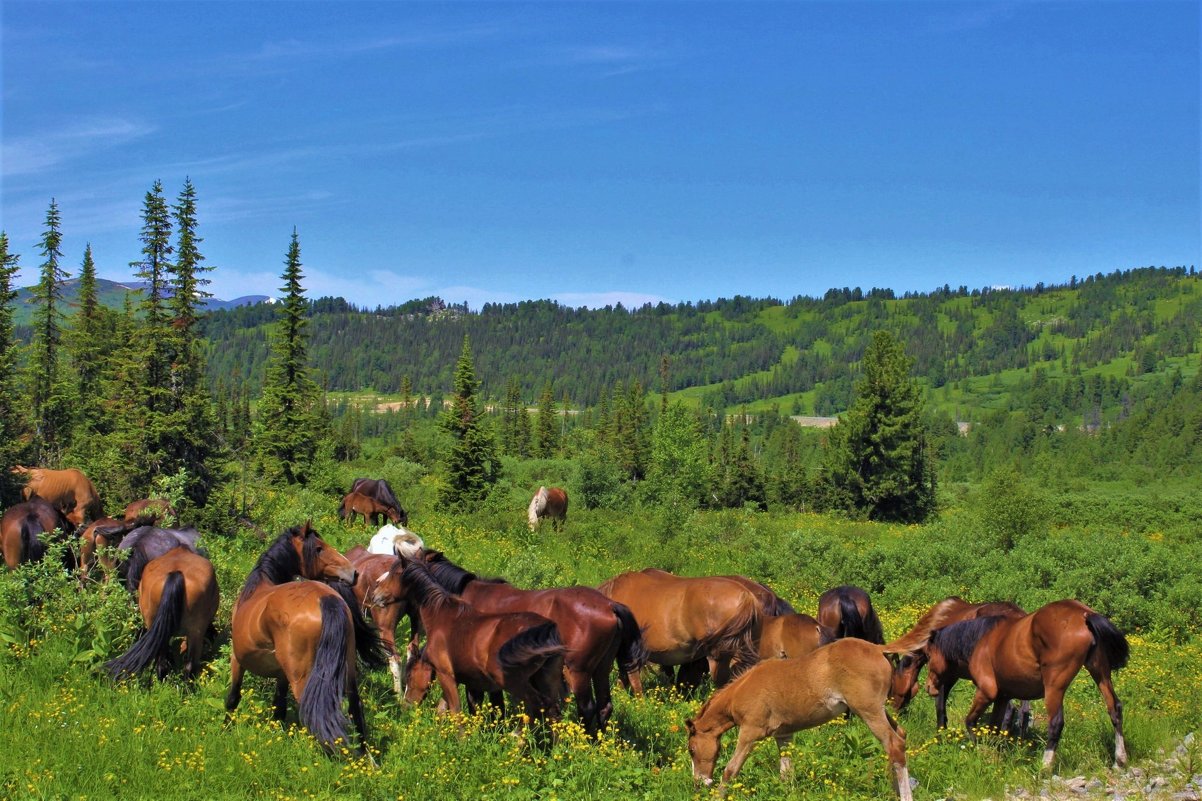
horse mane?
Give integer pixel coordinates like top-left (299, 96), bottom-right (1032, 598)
top-left (238, 526), bottom-right (310, 603)
top-left (930, 615), bottom-right (1008, 665)
top-left (400, 558), bottom-right (465, 614)
top-left (422, 550), bottom-right (512, 594)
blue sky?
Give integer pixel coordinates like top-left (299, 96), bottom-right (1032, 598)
top-left (2, 1), bottom-right (1198, 309)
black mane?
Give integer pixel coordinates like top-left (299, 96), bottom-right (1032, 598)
top-left (422, 551), bottom-right (480, 594)
top-left (401, 559), bottom-right (465, 613)
top-left (930, 615), bottom-right (1008, 665)
top-left (238, 526), bottom-right (313, 602)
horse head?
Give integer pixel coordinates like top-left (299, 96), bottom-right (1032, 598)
top-left (294, 520), bottom-right (356, 584)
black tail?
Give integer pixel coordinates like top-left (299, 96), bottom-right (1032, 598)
top-left (1086, 612), bottom-right (1130, 671)
top-left (328, 580), bottom-right (387, 669)
top-left (498, 621), bottom-right (565, 672)
top-left (838, 593), bottom-right (885, 644)
top-left (499, 622), bottom-right (566, 715)
top-left (299, 596), bottom-right (352, 754)
top-left (611, 602), bottom-right (650, 673)
top-left (20, 513), bottom-right (47, 564)
top-left (107, 571), bottom-right (185, 680)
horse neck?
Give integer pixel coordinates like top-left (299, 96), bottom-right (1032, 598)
top-left (237, 538), bottom-right (304, 603)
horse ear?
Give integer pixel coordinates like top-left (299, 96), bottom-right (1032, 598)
top-left (300, 519), bottom-right (314, 537)
top-left (685, 719), bottom-right (696, 735)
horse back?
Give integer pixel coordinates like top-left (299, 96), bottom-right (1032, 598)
top-left (464, 583), bottom-right (619, 668)
top-left (138, 548), bottom-right (219, 624)
top-left (758, 613), bottom-right (825, 660)
top-left (233, 580), bottom-right (343, 671)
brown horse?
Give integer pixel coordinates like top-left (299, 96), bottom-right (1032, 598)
top-left (346, 545), bottom-right (423, 700)
top-left (339, 491), bottom-right (403, 527)
top-left (78, 516), bottom-right (125, 579)
top-left (757, 613), bottom-right (835, 661)
top-left (106, 546), bottom-right (219, 681)
top-left (392, 557), bottom-right (567, 722)
top-left (226, 522), bottom-right (374, 757)
top-left (687, 632), bottom-right (949, 799)
top-left (598, 568), bottom-right (762, 691)
top-left (350, 478), bottom-right (408, 526)
top-left (11, 465), bottom-right (104, 527)
top-left (956, 599), bottom-right (1129, 769)
top-left (399, 550), bottom-right (648, 735)
top-left (122, 498), bottom-right (177, 525)
top-left (527, 486), bottom-right (568, 531)
top-left (1, 497), bottom-right (69, 569)
top-left (817, 585), bottom-right (885, 644)
top-left (889, 597), bottom-right (1027, 728)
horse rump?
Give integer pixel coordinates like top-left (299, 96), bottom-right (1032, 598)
top-left (107, 570), bottom-right (186, 680)
top-left (1085, 612), bottom-right (1130, 671)
top-left (702, 601), bottom-right (761, 677)
top-left (299, 596), bottom-right (353, 753)
top-left (611, 602), bottom-right (650, 674)
top-left (837, 591), bottom-right (885, 644)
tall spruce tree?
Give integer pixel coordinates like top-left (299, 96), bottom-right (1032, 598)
top-left (65, 243), bottom-right (109, 439)
top-left (255, 230), bottom-right (323, 484)
top-left (30, 199), bottom-right (71, 463)
top-left (0, 233), bottom-right (27, 501)
top-left (439, 335), bottom-right (499, 508)
top-left (818, 330), bottom-right (936, 522)
top-left (132, 181), bottom-right (173, 416)
top-left (534, 381), bottom-right (559, 458)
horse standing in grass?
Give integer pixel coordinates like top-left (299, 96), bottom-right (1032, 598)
top-left (350, 478), bottom-right (408, 527)
top-left (11, 465), bottom-right (104, 527)
top-left (339, 491), bottom-right (403, 527)
top-left (79, 517), bottom-right (124, 580)
top-left (817, 585), bottom-right (885, 644)
top-left (122, 498), bottom-right (177, 525)
top-left (106, 546), bottom-right (219, 681)
top-left (756, 613), bottom-right (835, 661)
top-left (1, 497), bottom-right (69, 569)
top-left (527, 486), bottom-right (568, 531)
top-left (226, 522), bottom-right (380, 757)
top-left (346, 545), bottom-right (423, 700)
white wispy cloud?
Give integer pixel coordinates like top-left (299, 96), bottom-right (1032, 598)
top-left (1, 117), bottom-right (155, 177)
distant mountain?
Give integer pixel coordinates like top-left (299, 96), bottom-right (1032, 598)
top-left (13, 278), bottom-right (272, 326)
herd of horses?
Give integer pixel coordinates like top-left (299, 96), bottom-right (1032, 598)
top-left (1, 467), bottom-right (1131, 796)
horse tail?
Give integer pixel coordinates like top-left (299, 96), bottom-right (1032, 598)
top-left (880, 602), bottom-right (964, 656)
top-left (862, 600), bottom-right (886, 645)
top-left (328, 579), bottom-right (388, 669)
top-left (767, 595), bottom-right (796, 616)
top-left (337, 498), bottom-right (348, 521)
top-left (611, 602), bottom-right (650, 673)
top-left (107, 571), bottom-right (185, 680)
top-left (705, 598), bottom-right (761, 677)
top-left (20, 512), bottom-right (46, 563)
top-left (1085, 612), bottom-right (1130, 672)
top-left (299, 596), bottom-right (352, 754)
top-left (499, 621), bottom-right (567, 714)
top-left (836, 592), bottom-right (884, 643)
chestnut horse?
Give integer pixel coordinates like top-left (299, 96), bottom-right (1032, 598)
top-left (122, 498), bottom-right (177, 525)
top-left (956, 599), bottom-right (1129, 769)
top-left (106, 546), bottom-right (219, 681)
top-left (889, 597), bottom-right (1027, 728)
top-left (598, 568), bottom-right (762, 691)
top-left (350, 478), bottom-right (408, 526)
top-left (392, 557), bottom-right (567, 722)
top-left (226, 522), bottom-right (374, 757)
top-left (346, 545), bottom-right (423, 700)
top-left (527, 486), bottom-right (568, 531)
top-left (11, 465), bottom-right (104, 527)
top-left (817, 585), bottom-right (885, 644)
top-left (406, 550), bottom-right (648, 735)
top-left (79, 517), bottom-right (124, 580)
top-left (339, 491), bottom-right (403, 527)
top-left (1, 497), bottom-right (68, 568)
top-left (756, 613), bottom-right (835, 661)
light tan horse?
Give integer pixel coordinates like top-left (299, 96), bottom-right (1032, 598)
top-left (598, 568), bottom-right (762, 691)
top-left (11, 465), bottom-right (104, 527)
top-left (756, 613), bottom-right (834, 661)
top-left (527, 486), bottom-right (568, 531)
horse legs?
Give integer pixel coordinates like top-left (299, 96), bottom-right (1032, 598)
top-left (856, 705), bottom-right (911, 801)
top-left (347, 673), bottom-right (373, 762)
top-left (708, 655), bottom-right (732, 688)
top-left (1086, 663), bottom-right (1126, 767)
top-left (567, 668), bottom-right (598, 735)
top-left (720, 725), bottom-right (768, 786)
top-left (776, 734), bottom-right (794, 780)
top-left (225, 656), bottom-right (245, 722)
top-left (677, 658), bottom-right (709, 691)
top-left (1042, 683), bottom-right (1068, 770)
top-left (934, 675), bottom-right (957, 729)
top-left (273, 679), bottom-right (289, 723)
top-left (592, 663), bottom-right (615, 735)
top-left (963, 679), bottom-right (998, 741)
top-left (617, 662), bottom-right (645, 696)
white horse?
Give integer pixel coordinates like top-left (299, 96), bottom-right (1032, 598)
top-left (369, 524), bottom-right (424, 557)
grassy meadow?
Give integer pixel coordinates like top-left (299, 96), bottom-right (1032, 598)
top-left (2, 470), bottom-right (1200, 801)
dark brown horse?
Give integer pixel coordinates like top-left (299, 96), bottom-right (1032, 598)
top-left (11, 465), bottom-right (104, 527)
top-left (339, 491), bottom-right (403, 527)
top-left (393, 557), bottom-right (566, 722)
top-left (346, 545), bottom-right (423, 700)
top-left (598, 568), bottom-right (762, 691)
top-left (78, 516), bottom-right (125, 580)
top-left (350, 478), bottom-right (408, 526)
top-left (226, 522), bottom-right (376, 757)
top-left (395, 550), bottom-right (648, 735)
top-left (817, 585), bottom-right (885, 644)
top-left (957, 599), bottom-right (1129, 769)
top-left (106, 546), bottom-right (219, 681)
top-left (1, 497), bottom-right (70, 569)
top-left (122, 498), bottom-right (177, 525)
top-left (527, 486), bottom-right (568, 531)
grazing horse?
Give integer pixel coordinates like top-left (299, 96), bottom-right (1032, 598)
top-left (114, 525), bottom-right (203, 591)
top-left (346, 545), bottom-right (423, 700)
top-left (527, 486), bottom-right (568, 531)
top-left (106, 546), bottom-right (219, 681)
top-left (339, 491), bottom-right (403, 527)
top-left (350, 478), bottom-right (408, 527)
top-left (226, 522), bottom-right (374, 757)
top-left (889, 597), bottom-right (1028, 729)
top-left (11, 465), bottom-right (104, 527)
top-left (122, 498), bottom-right (177, 525)
top-left (1, 497), bottom-right (69, 569)
top-left (817, 585), bottom-right (885, 644)
top-left (399, 550), bottom-right (648, 735)
top-left (756, 613), bottom-right (835, 661)
top-left (391, 557), bottom-right (567, 722)
top-left (79, 517), bottom-right (125, 579)
top-left (367, 524), bottom-right (423, 557)
top-left (598, 568), bottom-right (762, 691)
top-left (956, 599), bottom-right (1129, 769)
top-left (687, 626), bottom-right (953, 800)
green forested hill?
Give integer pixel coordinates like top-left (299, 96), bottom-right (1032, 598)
top-left (199, 266), bottom-right (1201, 426)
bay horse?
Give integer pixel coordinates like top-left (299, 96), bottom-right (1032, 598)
top-left (401, 550), bottom-right (648, 735)
top-left (122, 498), bottom-right (177, 525)
top-left (106, 546), bottom-right (219, 681)
top-left (817, 585), bottom-right (885, 644)
top-left (346, 545), bottom-right (423, 700)
top-left (955, 599), bottom-right (1129, 769)
top-left (598, 568), bottom-right (762, 691)
top-left (339, 491), bottom-right (403, 527)
top-left (79, 516), bottom-right (124, 580)
top-left (389, 557), bottom-right (567, 722)
top-left (527, 486), bottom-right (568, 531)
top-left (687, 621), bottom-right (957, 800)
top-left (889, 597), bottom-right (1028, 728)
top-left (226, 522), bottom-right (374, 757)
top-left (11, 465), bottom-right (104, 527)
top-left (1, 497), bottom-right (69, 568)
top-left (350, 478), bottom-right (408, 527)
